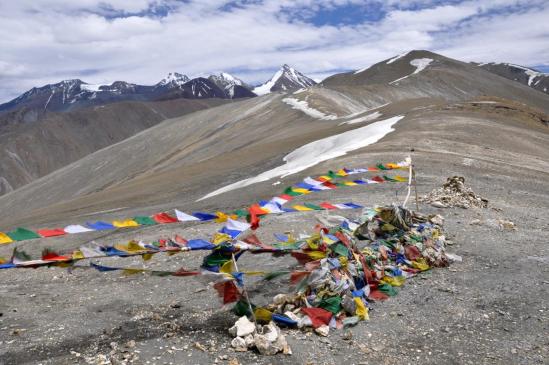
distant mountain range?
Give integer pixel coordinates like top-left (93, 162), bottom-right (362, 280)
top-left (0, 65), bottom-right (317, 117)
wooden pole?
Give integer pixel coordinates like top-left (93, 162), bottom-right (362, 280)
top-left (412, 167), bottom-right (420, 212)
top-left (403, 156), bottom-right (413, 207)
top-left (231, 253), bottom-right (257, 330)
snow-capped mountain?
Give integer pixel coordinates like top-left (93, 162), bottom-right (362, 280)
top-left (0, 73), bottom-right (254, 115)
top-left (253, 64), bottom-right (317, 95)
top-left (158, 77), bottom-right (227, 100)
top-left (476, 62), bottom-right (549, 95)
top-left (208, 72), bottom-right (256, 98)
top-left (154, 72), bottom-right (190, 90)
top-left (0, 79), bottom-right (153, 114)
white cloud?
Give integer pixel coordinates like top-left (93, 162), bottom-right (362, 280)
top-left (0, 0), bottom-right (548, 102)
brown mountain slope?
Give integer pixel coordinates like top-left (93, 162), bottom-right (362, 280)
top-left (0, 98), bottom-right (229, 195)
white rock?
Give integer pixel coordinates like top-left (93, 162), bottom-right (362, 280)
top-left (231, 337), bottom-right (248, 352)
top-left (273, 294), bottom-right (289, 305)
top-left (315, 325), bottom-right (330, 337)
top-left (243, 334), bottom-right (255, 348)
top-left (431, 201), bottom-right (447, 208)
top-left (229, 316), bottom-right (255, 337)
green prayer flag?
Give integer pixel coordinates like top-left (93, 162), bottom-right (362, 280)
top-left (233, 209), bottom-right (248, 218)
top-left (7, 227), bottom-right (40, 241)
top-left (203, 252), bottom-right (231, 267)
top-left (233, 300), bottom-right (255, 316)
top-left (318, 296), bottom-right (342, 314)
top-left (383, 175), bottom-right (397, 182)
top-left (327, 171), bottom-right (338, 179)
top-left (376, 163), bottom-right (389, 170)
top-left (262, 271), bottom-right (290, 281)
top-left (283, 187), bottom-right (302, 196)
top-left (133, 216), bottom-right (157, 226)
top-left (304, 203), bottom-right (324, 210)
top-left (378, 283), bottom-right (398, 296)
top-left (332, 242), bottom-right (350, 257)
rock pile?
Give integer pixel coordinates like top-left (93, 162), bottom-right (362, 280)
top-left (421, 176), bottom-right (488, 208)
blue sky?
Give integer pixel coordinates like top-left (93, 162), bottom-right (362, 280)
top-left (0, 0), bottom-right (548, 102)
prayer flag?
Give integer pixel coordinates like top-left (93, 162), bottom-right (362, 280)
top-left (86, 221), bottom-right (115, 230)
top-left (64, 224), bottom-right (94, 233)
top-left (133, 216), bottom-right (157, 226)
top-left (37, 228), bottom-right (66, 238)
top-left (191, 212), bottom-right (217, 221)
top-left (7, 228), bottom-right (40, 241)
top-left (174, 209), bottom-right (200, 222)
top-left (112, 219), bottom-right (139, 228)
top-left (0, 232), bottom-right (14, 244)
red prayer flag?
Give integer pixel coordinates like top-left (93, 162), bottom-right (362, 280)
top-left (174, 235), bottom-right (188, 244)
top-left (37, 228), bottom-right (66, 238)
top-left (320, 202), bottom-right (338, 210)
top-left (405, 245), bottom-right (421, 261)
top-left (172, 268), bottom-right (200, 276)
top-left (290, 270), bottom-right (310, 284)
top-left (278, 194), bottom-right (294, 201)
top-left (214, 281), bottom-right (240, 304)
top-left (368, 289), bottom-right (389, 301)
top-left (322, 181), bottom-right (337, 189)
top-left (153, 212), bottom-right (179, 224)
top-left (301, 307), bottom-right (333, 328)
top-left (42, 251), bottom-right (70, 261)
top-left (243, 234), bottom-right (273, 249)
top-left (371, 176), bottom-right (385, 183)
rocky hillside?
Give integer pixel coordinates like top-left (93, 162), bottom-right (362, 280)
top-left (0, 98), bottom-right (228, 195)
top-left (475, 62), bottom-right (549, 95)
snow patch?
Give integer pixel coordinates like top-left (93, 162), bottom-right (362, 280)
top-left (198, 115), bottom-right (405, 201)
top-left (282, 97), bottom-right (337, 120)
top-left (386, 51), bottom-right (410, 64)
top-left (254, 69), bottom-right (283, 95)
top-left (389, 58), bottom-right (433, 85)
top-left (340, 111), bottom-right (382, 125)
top-left (81, 83), bottom-right (106, 92)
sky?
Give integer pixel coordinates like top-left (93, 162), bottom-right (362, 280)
top-left (0, 0), bottom-right (548, 102)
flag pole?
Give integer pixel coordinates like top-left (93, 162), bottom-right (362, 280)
top-left (402, 155), bottom-right (413, 207)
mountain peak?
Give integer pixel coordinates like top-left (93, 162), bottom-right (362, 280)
top-left (253, 64), bottom-right (316, 96)
top-left (208, 73), bottom-right (255, 99)
top-left (157, 72), bottom-right (190, 87)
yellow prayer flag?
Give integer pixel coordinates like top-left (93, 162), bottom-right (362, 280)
top-left (254, 307), bottom-right (273, 323)
top-left (220, 260), bottom-right (235, 274)
top-left (212, 233), bottom-right (232, 245)
top-left (123, 268), bottom-right (144, 275)
top-left (0, 232), bottom-right (13, 245)
top-left (343, 181), bottom-right (358, 186)
top-left (381, 276), bottom-right (406, 287)
top-left (412, 258), bottom-right (430, 271)
top-left (292, 188), bottom-right (311, 194)
top-left (293, 205), bottom-right (313, 211)
top-left (112, 219), bottom-right (139, 228)
top-left (393, 175), bottom-right (409, 182)
top-left (336, 169), bottom-right (348, 176)
top-left (214, 211), bottom-right (229, 223)
top-left (307, 250), bottom-right (327, 260)
top-left (72, 250), bottom-right (85, 260)
top-left (354, 297), bottom-right (369, 320)
top-left (319, 175), bottom-right (332, 181)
